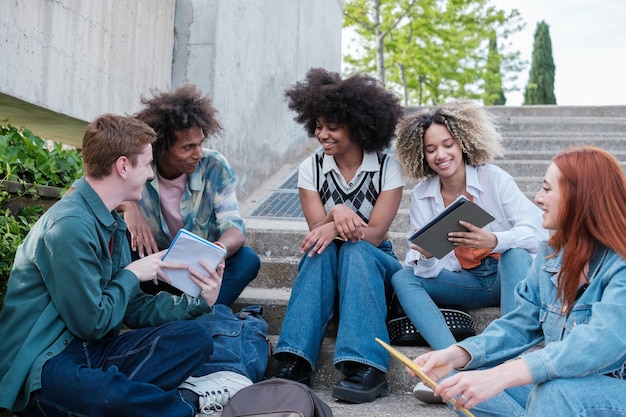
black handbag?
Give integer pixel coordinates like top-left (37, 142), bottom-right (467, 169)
top-left (386, 294), bottom-right (476, 347)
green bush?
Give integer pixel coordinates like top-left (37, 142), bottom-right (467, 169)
top-left (0, 124), bottom-right (83, 189)
top-left (0, 203), bottom-right (43, 306)
top-left (0, 123), bottom-right (83, 306)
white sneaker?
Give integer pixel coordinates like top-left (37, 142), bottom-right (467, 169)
top-left (412, 381), bottom-right (443, 404)
top-left (180, 371), bottom-right (253, 414)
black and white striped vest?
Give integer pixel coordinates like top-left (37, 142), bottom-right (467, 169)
top-left (314, 152), bottom-right (388, 222)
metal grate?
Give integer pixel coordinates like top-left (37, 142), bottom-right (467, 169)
top-left (279, 171), bottom-right (299, 190)
top-left (248, 172), bottom-right (304, 218)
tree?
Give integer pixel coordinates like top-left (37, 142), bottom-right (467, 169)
top-left (483, 31), bottom-right (506, 105)
top-left (343, 0), bottom-right (420, 87)
top-left (524, 21), bottom-right (556, 104)
top-left (343, 0), bottom-right (525, 106)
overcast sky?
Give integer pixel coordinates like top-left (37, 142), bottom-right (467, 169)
top-left (488, 0), bottom-right (626, 105)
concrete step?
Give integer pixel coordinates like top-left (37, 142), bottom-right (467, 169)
top-left (496, 159), bottom-right (626, 177)
top-left (246, 227), bottom-right (410, 267)
top-left (501, 135), bottom-right (626, 152)
top-left (406, 104), bottom-right (626, 118)
top-left (311, 390), bottom-right (456, 417)
top-left (229, 297), bottom-right (498, 391)
top-left (232, 286), bottom-right (500, 338)
top-left (265, 336), bottom-right (436, 393)
top-left (497, 117), bottom-right (626, 134)
top-left (490, 105), bottom-right (626, 118)
top-left (405, 104), bottom-right (626, 119)
top-left (499, 149), bottom-right (626, 160)
top-left (230, 279), bottom-right (499, 409)
top-left (245, 220), bottom-right (409, 257)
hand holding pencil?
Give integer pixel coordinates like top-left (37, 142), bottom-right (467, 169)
top-left (375, 337), bottom-right (475, 417)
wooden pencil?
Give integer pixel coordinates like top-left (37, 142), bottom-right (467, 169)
top-left (375, 337), bottom-right (475, 417)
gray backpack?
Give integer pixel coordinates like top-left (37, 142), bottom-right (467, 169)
top-left (221, 378), bottom-right (333, 417)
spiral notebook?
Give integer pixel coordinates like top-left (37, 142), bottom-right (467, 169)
top-left (408, 195), bottom-right (494, 259)
top-left (161, 229), bottom-right (227, 297)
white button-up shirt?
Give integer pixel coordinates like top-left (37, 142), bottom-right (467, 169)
top-left (405, 164), bottom-right (548, 277)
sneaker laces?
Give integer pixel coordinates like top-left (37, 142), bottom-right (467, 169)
top-left (198, 389), bottom-right (230, 414)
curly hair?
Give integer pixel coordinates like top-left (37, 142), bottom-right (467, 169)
top-left (395, 100), bottom-right (504, 180)
top-left (133, 84), bottom-right (222, 159)
top-left (284, 68), bottom-right (403, 152)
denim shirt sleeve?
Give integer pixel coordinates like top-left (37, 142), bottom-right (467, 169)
top-left (459, 245), bottom-right (626, 384)
top-left (457, 257), bottom-right (545, 368)
top-left (522, 250), bottom-right (626, 383)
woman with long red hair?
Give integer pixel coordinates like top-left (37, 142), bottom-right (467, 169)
top-left (410, 146), bottom-right (626, 416)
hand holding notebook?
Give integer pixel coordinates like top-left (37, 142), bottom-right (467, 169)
top-left (160, 229), bottom-right (227, 297)
top-left (408, 195), bottom-right (494, 259)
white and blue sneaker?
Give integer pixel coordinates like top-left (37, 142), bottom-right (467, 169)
top-left (180, 371), bottom-right (253, 414)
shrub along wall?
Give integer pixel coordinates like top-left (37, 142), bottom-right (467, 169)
top-left (0, 123), bottom-right (83, 306)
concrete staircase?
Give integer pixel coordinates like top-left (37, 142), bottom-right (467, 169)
top-left (235, 105), bottom-right (626, 417)
top-left (0, 106), bottom-right (624, 417)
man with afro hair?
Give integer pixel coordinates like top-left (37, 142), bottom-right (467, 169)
top-left (121, 84), bottom-right (260, 306)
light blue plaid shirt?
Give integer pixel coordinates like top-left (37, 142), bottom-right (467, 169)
top-left (137, 148), bottom-right (245, 249)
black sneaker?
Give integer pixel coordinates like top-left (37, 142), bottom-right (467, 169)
top-left (266, 353), bottom-right (312, 386)
top-left (332, 363), bottom-right (389, 404)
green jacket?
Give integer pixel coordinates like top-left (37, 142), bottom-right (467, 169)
top-left (0, 178), bottom-right (211, 411)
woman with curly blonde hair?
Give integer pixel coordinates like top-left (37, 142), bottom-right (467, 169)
top-left (391, 100), bottom-right (547, 404)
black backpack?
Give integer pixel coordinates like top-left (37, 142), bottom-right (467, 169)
top-left (221, 378), bottom-right (333, 417)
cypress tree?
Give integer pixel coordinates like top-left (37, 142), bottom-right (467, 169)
top-left (524, 21), bottom-right (556, 104)
top-left (483, 31), bottom-right (506, 105)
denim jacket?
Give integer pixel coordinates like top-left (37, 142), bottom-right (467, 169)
top-left (458, 241), bottom-right (626, 384)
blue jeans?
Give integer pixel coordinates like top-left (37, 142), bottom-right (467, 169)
top-left (391, 248), bottom-right (532, 350)
top-left (216, 245), bottom-right (260, 305)
top-left (23, 319), bottom-right (208, 417)
top-left (21, 313), bottom-right (248, 417)
top-left (453, 375), bottom-right (626, 417)
top-left (274, 240), bottom-right (402, 373)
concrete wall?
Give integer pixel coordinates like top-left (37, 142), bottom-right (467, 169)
top-left (0, 0), bottom-right (175, 122)
top-left (172, 0), bottom-right (343, 197)
top-left (0, 0), bottom-right (343, 200)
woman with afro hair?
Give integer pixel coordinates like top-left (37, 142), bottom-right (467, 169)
top-left (391, 100), bottom-right (547, 404)
top-left (267, 68), bottom-right (405, 404)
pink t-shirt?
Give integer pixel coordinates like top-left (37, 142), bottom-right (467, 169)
top-left (158, 172), bottom-right (187, 238)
